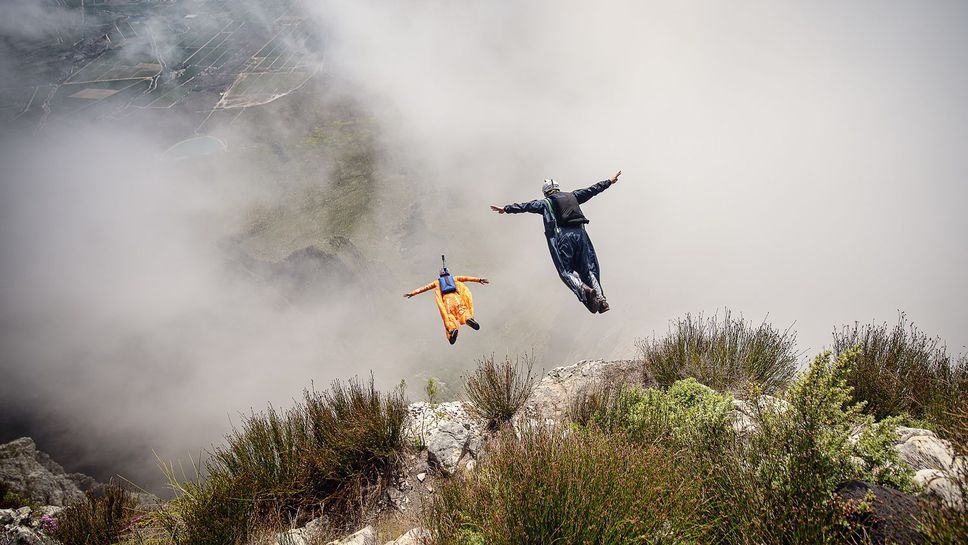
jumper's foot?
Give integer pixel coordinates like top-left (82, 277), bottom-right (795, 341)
top-left (582, 286), bottom-right (600, 313)
top-left (448, 329), bottom-right (458, 345)
top-left (466, 319), bottom-right (480, 330)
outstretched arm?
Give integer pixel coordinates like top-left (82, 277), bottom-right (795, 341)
top-left (573, 170), bottom-right (622, 204)
top-left (490, 200), bottom-right (545, 215)
top-left (403, 282), bottom-right (436, 298)
top-left (454, 276), bottom-right (489, 284)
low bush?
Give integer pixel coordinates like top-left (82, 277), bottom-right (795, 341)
top-left (565, 351), bottom-right (915, 544)
top-left (426, 427), bottom-right (709, 545)
top-left (464, 353), bottom-right (536, 429)
top-left (638, 310), bottom-right (799, 395)
top-left (833, 314), bottom-right (967, 431)
top-left (50, 485), bottom-right (138, 545)
top-left (158, 377), bottom-right (407, 545)
top-left (0, 482), bottom-right (35, 510)
top-left (586, 378), bottom-right (735, 453)
top-left (709, 349), bottom-right (915, 543)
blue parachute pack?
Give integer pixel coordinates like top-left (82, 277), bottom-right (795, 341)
top-left (438, 255), bottom-right (457, 294)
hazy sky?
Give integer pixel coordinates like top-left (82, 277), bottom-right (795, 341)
top-left (309, 0), bottom-right (968, 354)
top-left (1, 0), bottom-right (966, 492)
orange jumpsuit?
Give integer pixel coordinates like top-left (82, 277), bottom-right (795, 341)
top-left (406, 276), bottom-right (485, 338)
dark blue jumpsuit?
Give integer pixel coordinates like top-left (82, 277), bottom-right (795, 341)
top-left (503, 179), bottom-right (614, 303)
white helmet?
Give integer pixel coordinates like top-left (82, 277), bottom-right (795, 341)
top-left (541, 178), bottom-right (560, 196)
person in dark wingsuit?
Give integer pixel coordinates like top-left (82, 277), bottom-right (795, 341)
top-left (491, 170), bottom-right (621, 313)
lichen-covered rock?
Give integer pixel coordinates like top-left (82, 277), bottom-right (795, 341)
top-left (385, 527), bottom-right (430, 545)
top-left (273, 517), bottom-right (328, 545)
top-left (2, 524), bottom-right (48, 545)
top-left (914, 468), bottom-right (964, 511)
top-left (1, 506), bottom-right (58, 545)
top-left (404, 402), bottom-right (485, 476)
top-left (731, 395), bottom-right (788, 434)
top-left (326, 525), bottom-right (376, 545)
top-left (519, 359), bottom-right (645, 424)
top-left (893, 427), bottom-right (957, 472)
top-left (0, 509), bottom-right (17, 526)
top-left (0, 438), bottom-right (93, 507)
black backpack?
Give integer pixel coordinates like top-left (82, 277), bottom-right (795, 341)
top-left (546, 191), bottom-right (589, 227)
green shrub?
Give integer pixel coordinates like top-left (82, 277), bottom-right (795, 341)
top-left (638, 310), bottom-right (799, 395)
top-left (588, 378), bottom-right (735, 453)
top-left (158, 377), bottom-right (408, 545)
top-left (0, 482), bottom-right (35, 510)
top-left (427, 348), bottom-right (926, 545)
top-left (706, 349), bottom-right (917, 544)
top-left (597, 350), bottom-right (913, 544)
top-left (464, 353), bottom-right (536, 429)
top-left (51, 485), bottom-right (138, 545)
top-left (853, 416), bottom-right (916, 492)
top-left (425, 426), bottom-right (709, 545)
top-left (833, 314), bottom-right (967, 433)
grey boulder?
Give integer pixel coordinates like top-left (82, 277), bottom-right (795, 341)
top-left (0, 438), bottom-right (92, 507)
top-left (404, 402), bottom-right (485, 476)
top-left (385, 527), bottom-right (430, 545)
top-left (326, 525), bottom-right (376, 545)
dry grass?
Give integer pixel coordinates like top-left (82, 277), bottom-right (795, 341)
top-left (156, 376), bottom-right (408, 545)
top-left (464, 353), bottom-right (536, 429)
top-left (639, 310), bottom-right (800, 395)
top-left (425, 426), bottom-right (708, 545)
top-left (919, 399), bottom-right (968, 544)
top-left (833, 314), bottom-right (968, 437)
top-left (50, 485), bottom-right (139, 545)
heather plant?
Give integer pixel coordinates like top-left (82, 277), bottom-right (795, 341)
top-left (833, 314), bottom-right (968, 434)
top-left (425, 426), bottom-right (709, 545)
top-left (639, 310), bottom-right (799, 395)
top-left (158, 377), bottom-right (407, 545)
top-left (51, 485), bottom-right (138, 545)
top-left (464, 353), bottom-right (536, 429)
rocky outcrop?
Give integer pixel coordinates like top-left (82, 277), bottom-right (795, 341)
top-left (0, 438), bottom-right (93, 507)
top-left (519, 359), bottom-right (645, 424)
top-left (835, 480), bottom-right (925, 545)
top-left (893, 427), bottom-right (961, 472)
top-left (1, 506), bottom-right (61, 545)
top-left (273, 517), bottom-right (326, 545)
top-left (914, 469), bottom-right (964, 511)
top-left (326, 526), bottom-right (376, 545)
top-left (384, 527), bottom-right (430, 545)
top-left (274, 522), bottom-right (376, 545)
top-left (892, 427), bottom-right (965, 510)
top-left (731, 395), bottom-right (789, 435)
top-left (404, 402), bottom-right (485, 476)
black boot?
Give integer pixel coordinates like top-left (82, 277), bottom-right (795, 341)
top-left (597, 297), bottom-right (610, 313)
top-left (466, 319), bottom-right (480, 330)
top-left (448, 329), bottom-right (458, 345)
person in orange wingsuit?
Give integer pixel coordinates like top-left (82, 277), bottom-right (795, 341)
top-left (404, 255), bottom-right (489, 345)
